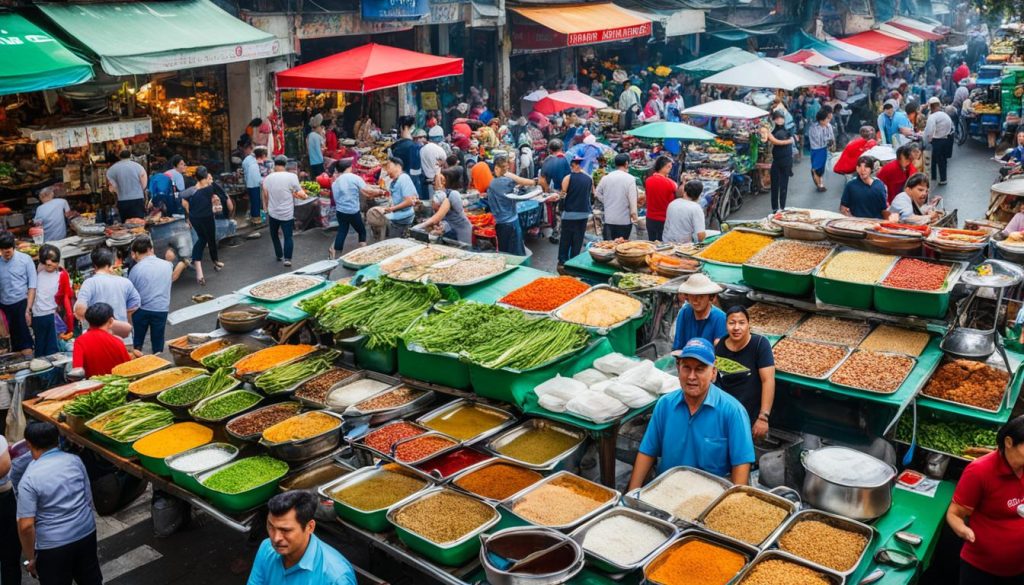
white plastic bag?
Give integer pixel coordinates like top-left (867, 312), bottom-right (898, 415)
top-left (534, 375), bottom-right (588, 402)
top-left (617, 360), bottom-right (662, 393)
top-left (566, 392), bottom-right (629, 423)
top-left (538, 394), bottom-right (568, 413)
top-left (592, 353), bottom-right (636, 375)
top-left (572, 368), bottom-right (609, 386)
top-left (589, 380), bottom-right (615, 393)
top-left (604, 382), bottom-right (656, 409)
top-left (658, 374), bottom-right (680, 395)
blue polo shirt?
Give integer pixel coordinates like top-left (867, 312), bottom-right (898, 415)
top-left (17, 448), bottom-right (96, 549)
top-left (639, 385), bottom-right (755, 477)
top-left (0, 251), bottom-right (37, 305)
top-left (672, 304), bottom-right (727, 351)
top-left (840, 177), bottom-right (888, 219)
top-left (128, 255), bottom-right (173, 312)
top-left (247, 534), bottom-right (356, 585)
top-left (487, 176), bottom-right (519, 225)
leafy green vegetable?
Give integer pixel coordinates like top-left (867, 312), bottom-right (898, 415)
top-left (193, 390), bottom-right (261, 420)
top-left (254, 350), bottom-right (340, 393)
top-left (64, 376), bottom-right (129, 419)
top-left (88, 403), bottom-right (173, 442)
top-left (315, 278), bottom-right (442, 349)
top-left (159, 368), bottom-right (236, 406)
top-left (201, 344), bottom-right (251, 369)
top-left (895, 415), bottom-right (998, 457)
top-left (298, 282), bottom-right (356, 315)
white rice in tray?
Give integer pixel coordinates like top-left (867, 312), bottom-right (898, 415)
top-left (582, 515), bottom-right (669, 565)
top-left (639, 469), bottom-right (726, 520)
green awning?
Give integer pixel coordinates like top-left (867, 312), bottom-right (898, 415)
top-left (37, 0), bottom-right (283, 76)
top-left (675, 46), bottom-right (759, 78)
top-left (0, 13), bottom-right (93, 96)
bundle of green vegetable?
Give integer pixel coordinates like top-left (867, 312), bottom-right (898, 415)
top-left (896, 415), bottom-right (998, 458)
top-left (715, 357), bottom-right (749, 375)
top-left (87, 403), bottom-right (173, 442)
top-left (64, 376), bottom-right (130, 419)
top-left (160, 368), bottom-right (237, 406)
top-left (192, 390), bottom-right (261, 420)
top-left (201, 344), bottom-right (251, 369)
top-left (298, 282), bottom-right (356, 315)
top-left (201, 455), bottom-right (288, 494)
top-left (254, 350), bottom-right (340, 393)
top-left (404, 301), bottom-right (589, 370)
top-left (315, 278), bottom-right (444, 349)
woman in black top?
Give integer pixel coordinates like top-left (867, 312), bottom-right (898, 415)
top-left (557, 155), bottom-right (594, 266)
top-left (715, 306), bottom-right (776, 440)
top-left (182, 166), bottom-right (223, 286)
top-left (763, 110), bottom-right (795, 212)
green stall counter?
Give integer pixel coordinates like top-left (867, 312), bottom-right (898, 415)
top-left (240, 280), bottom-right (330, 324)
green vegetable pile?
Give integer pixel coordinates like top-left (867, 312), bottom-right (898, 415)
top-left (160, 368), bottom-right (236, 406)
top-left (301, 181), bottom-right (322, 195)
top-left (0, 162), bottom-right (14, 178)
top-left (715, 356), bottom-right (750, 375)
top-left (64, 376), bottom-right (129, 419)
top-left (315, 278), bottom-right (445, 349)
top-left (201, 455), bottom-right (288, 494)
top-left (193, 390), bottom-right (261, 420)
top-left (88, 402), bottom-right (173, 442)
top-left (254, 350), bottom-right (340, 393)
top-left (201, 344), bottom-right (251, 369)
top-left (896, 415), bottom-right (998, 457)
top-left (404, 301), bottom-right (589, 370)
top-left (298, 282), bottom-right (356, 315)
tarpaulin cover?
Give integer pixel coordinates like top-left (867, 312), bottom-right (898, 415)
top-left (676, 46), bottom-right (758, 77)
top-left (510, 4), bottom-right (652, 50)
top-left (701, 57), bottom-right (828, 91)
top-left (888, 20), bottom-right (944, 41)
top-left (781, 49), bottom-right (840, 67)
top-left (797, 31), bottom-right (882, 63)
top-left (839, 30), bottom-right (910, 57)
top-left (275, 43), bottom-right (464, 92)
top-left (37, 0), bottom-right (281, 76)
top-left (0, 13), bottom-right (93, 96)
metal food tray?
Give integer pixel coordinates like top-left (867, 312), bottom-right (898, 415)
top-left (732, 550), bottom-right (844, 585)
top-left (448, 459), bottom-right (544, 505)
top-left (552, 284), bottom-right (645, 332)
top-left (378, 244), bottom-right (470, 276)
top-left (200, 343), bottom-right (251, 369)
top-left (323, 371), bottom-right (401, 412)
top-left (240, 274), bottom-right (324, 303)
top-left (501, 470), bottom-right (620, 532)
top-left (876, 258), bottom-right (968, 294)
top-left (345, 386), bottom-right (436, 426)
top-left (235, 345), bottom-right (323, 382)
top-left (744, 239), bottom-right (836, 275)
top-left (422, 254), bottom-right (517, 287)
top-left (158, 376), bottom-right (240, 419)
top-left (165, 442), bottom-right (239, 476)
top-left (813, 247), bottom-right (898, 285)
top-left (485, 419), bottom-right (587, 471)
top-left (386, 486), bottom-right (501, 548)
top-left (643, 529), bottom-right (758, 585)
top-left (340, 240), bottom-right (423, 269)
top-left (920, 357), bottom-right (1014, 414)
top-left (387, 431), bottom-right (462, 468)
top-left (770, 509), bottom-right (874, 576)
top-left (292, 368), bottom-right (364, 410)
top-left (696, 485), bottom-right (798, 549)
top-left (568, 507), bottom-right (678, 573)
top-left (747, 304), bottom-right (808, 338)
top-left (319, 464), bottom-right (432, 513)
top-left (773, 339), bottom-right (853, 381)
top-left (416, 399), bottom-right (517, 445)
top-left (254, 363), bottom-right (331, 396)
top-left (225, 401), bottom-right (304, 442)
top-left (350, 420), bottom-right (431, 461)
top-left (259, 412), bottom-right (345, 463)
top-left (828, 350), bottom-right (918, 395)
top-left (623, 465), bottom-right (732, 525)
top-left (127, 367), bottom-right (207, 398)
top-left (189, 389), bottom-right (264, 423)
top-left (788, 316), bottom-right (874, 347)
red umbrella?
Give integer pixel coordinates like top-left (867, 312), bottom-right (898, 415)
top-left (276, 43), bottom-right (463, 93)
top-left (531, 90), bottom-right (608, 115)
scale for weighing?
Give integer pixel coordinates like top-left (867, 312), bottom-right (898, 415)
top-left (941, 259), bottom-right (1024, 372)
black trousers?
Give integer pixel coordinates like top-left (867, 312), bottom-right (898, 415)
top-left (646, 219), bottom-right (665, 243)
top-left (190, 216), bottom-right (218, 263)
top-left (603, 223), bottom-right (633, 241)
top-left (558, 218), bottom-right (588, 265)
top-left (35, 531), bottom-right (102, 585)
top-left (770, 161), bottom-right (792, 212)
top-left (116, 199), bottom-right (146, 221)
top-left (0, 490), bottom-right (20, 585)
top-left (932, 137), bottom-right (952, 182)
top-left (960, 559), bottom-right (1024, 585)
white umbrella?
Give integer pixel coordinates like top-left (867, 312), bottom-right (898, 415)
top-left (522, 88), bottom-right (549, 101)
top-left (682, 99), bottom-right (770, 119)
top-left (765, 58), bottom-right (833, 86)
top-left (702, 58), bottom-right (825, 91)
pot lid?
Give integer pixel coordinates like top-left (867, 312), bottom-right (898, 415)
top-left (803, 446), bottom-right (895, 488)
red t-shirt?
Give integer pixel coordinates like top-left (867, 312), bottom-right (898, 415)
top-left (644, 173), bottom-right (678, 222)
top-left (834, 138), bottom-right (877, 175)
top-left (953, 451), bottom-right (1024, 576)
top-left (875, 160), bottom-right (917, 204)
top-left (953, 64), bottom-right (971, 85)
top-left (72, 327), bottom-right (131, 378)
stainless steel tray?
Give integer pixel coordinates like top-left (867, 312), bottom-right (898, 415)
top-left (920, 357), bottom-right (1014, 414)
top-left (324, 371), bottom-right (401, 412)
top-left (788, 315), bottom-right (874, 347)
top-left (165, 442), bottom-right (238, 475)
top-left (747, 302), bottom-right (808, 338)
top-left (770, 509), bottom-right (874, 576)
top-left (350, 420), bottom-right (431, 461)
top-left (696, 485), bottom-right (798, 549)
top-left (292, 367), bottom-right (363, 410)
top-left (623, 465), bottom-right (732, 525)
top-left (732, 549), bottom-right (844, 584)
top-left (388, 431), bottom-right (462, 467)
top-left (568, 507), bottom-right (678, 573)
top-left (876, 258), bottom-right (968, 295)
top-left (386, 486), bottom-right (500, 548)
top-left (828, 350), bottom-right (917, 395)
top-left (318, 464), bottom-right (433, 515)
top-left (415, 399), bottom-right (517, 445)
top-left (424, 254), bottom-right (516, 287)
top-left (501, 470), bottom-right (620, 531)
top-left (240, 274), bottom-right (324, 303)
top-left (234, 344), bottom-right (322, 382)
top-left (642, 529), bottom-right (758, 585)
top-left (485, 419), bottom-right (587, 471)
top-left (340, 239), bottom-right (423, 269)
top-left (259, 412), bottom-right (345, 463)
top-left (773, 338), bottom-right (853, 381)
top-left (448, 459), bottom-right (544, 505)
top-left (225, 401), bottom-right (303, 442)
top-left (189, 389), bottom-right (264, 423)
top-left (345, 386), bottom-right (436, 426)
top-left (551, 284), bottom-right (645, 333)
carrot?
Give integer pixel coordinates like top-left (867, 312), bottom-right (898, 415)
top-left (499, 276), bottom-right (590, 312)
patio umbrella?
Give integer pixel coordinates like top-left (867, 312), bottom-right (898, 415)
top-left (626, 122), bottom-right (716, 141)
top-left (682, 100), bottom-right (769, 120)
top-left (531, 90), bottom-right (607, 115)
top-left (522, 89), bottom-right (549, 101)
top-left (275, 43), bottom-right (463, 92)
top-left (702, 58), bottom-right (825, 91)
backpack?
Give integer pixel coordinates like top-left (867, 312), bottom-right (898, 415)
top-left (148, 171), bottom-right (174, 198)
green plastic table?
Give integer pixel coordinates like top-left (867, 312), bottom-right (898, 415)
top-left (239, 280), bottom-right (330, 324)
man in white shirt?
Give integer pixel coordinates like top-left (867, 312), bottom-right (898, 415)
top-left (242, 146), bottom-right (267, 224)
top-left (595, 153), bottom-right (639, 240)
top-left (923, 97), bottom-right (954, 185)
top-left (106, 150), bottom-right (147, 220)
top-left (663, 180), bottom-right (707, 243)
top-left (420, 130), bottom-right (448, 190)
top-left (33, 187), bottom-right (72, 242)
top-left (261, 156), bottom-right (308, 267)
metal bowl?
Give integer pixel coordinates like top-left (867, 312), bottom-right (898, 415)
top-left (589, 247), bottom-right (615, 264)
top-left (259, 412), bottom-right (344, 463)
top-left (218, 304), bottom-right (269, 334)
top-left (480, 527), bottom-right (585, 585)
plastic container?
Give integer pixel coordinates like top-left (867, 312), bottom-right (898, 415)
top-left (397, 341), bottom-right (471, 390)
top-left (347, 334), bottom-right (398, 374)
top-left (166, 443), bottom-right (239, 496)
top-left (873, 259), bottom-right (966, 319)
top-left (195, 456), bottom-right (289, 514)
top-left (319, 466), bottom-right (431, 532)
top-left (812, 249), bottom-right (897, 310)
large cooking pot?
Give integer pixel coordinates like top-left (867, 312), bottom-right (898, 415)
top-left (479, 527), bottom-right (584, 585)
top-left (801, 446), bottom-right (896, 521)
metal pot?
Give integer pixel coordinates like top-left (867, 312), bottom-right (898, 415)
top-left (801, 446), bottom-right (896, 521)
top-left (479, 527), bottom-right (584, 585)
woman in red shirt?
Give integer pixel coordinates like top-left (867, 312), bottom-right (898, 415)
top-left (644, 156), bottom-right (678, 243)
top-left (947, 415), bottom-right (1024, 584)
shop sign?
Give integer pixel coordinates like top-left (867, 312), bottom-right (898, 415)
top-left (25, 118), bottom-right (153, 150)
top-left (362, 0), bottom-right (430, 21)
top-left (297, 12), bottom-right (412, 39)
top-left (104, 40), bottom-right (284, 76)
top-left (428, 2), bottom-right (463, 24)
top-left (512, 21), bottom-right (651, 52)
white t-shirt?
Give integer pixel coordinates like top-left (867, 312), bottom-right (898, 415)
top-left (662, 198), bottom-right (706, 243)
top-left (420, 142), bottom-right (447, 180)
top-left (35, 198), bottom-right (70, 241)
top-left (263, 171), bottom-right (302, 221)
top-left (33, 269), bottom-right (60, 316)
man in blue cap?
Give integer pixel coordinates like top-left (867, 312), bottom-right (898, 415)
top-left (627, 338), bottom-right (755, 490)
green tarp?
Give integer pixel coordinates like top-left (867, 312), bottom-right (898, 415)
top-left (0, 13), bottom-right (93, 96)
top-left (675, 46), bottom-right (758, 78)
top-left (37, 0), bottom-right (282, 76)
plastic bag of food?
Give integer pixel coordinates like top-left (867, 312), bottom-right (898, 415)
top-left (566, 392), bottom-right (629, 423)
top-left (589, 380), bottom-right (615, 393)
top-left (604, 382), bottom-right (655, 409)
top-left (592, 353), bottom-right (636, 375)
top-left (538, 393), bottom-right (568, 413)
top-left (658, 374), bottom-right (679, 394)
top-left (617, 360), bottom-right (663, 393)
top-left (533, 375), bottom-right (587, 402)
top-left (572, 368), bottom-right (610, 386)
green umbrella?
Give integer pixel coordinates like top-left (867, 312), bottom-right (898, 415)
top-left (626, 122), bottom-right (717, 141)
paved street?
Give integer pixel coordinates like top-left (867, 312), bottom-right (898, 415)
top-left (36, 138), bottom-right (1001, 585)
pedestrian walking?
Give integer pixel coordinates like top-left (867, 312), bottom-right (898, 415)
top-left (329, 160), bottom-right (383, 258)
top-left (924, 96), bottom-right (954, 185)
top-left (557, 155), bottom-right (593, 267)
top-left (181, 167), bottom-right (224, 286)
top-left (242, 145), bottom-right (268, 224)
top-left (763, 111), bottom-right (795, 212)
top-left (486, 153), bottom-right (538, 255)
top-left (0, 231), bottom-right (36, 356)
top-left (17, 421), bottom-right (102, 585)
top-left (595, 153), bottom-right (639, 240)
top-left (807, 109), bottom-right (834, 192)
top-left (262, 157), bottom-right (308, 267)
top-left (127, 237), bottom-right (173, 354)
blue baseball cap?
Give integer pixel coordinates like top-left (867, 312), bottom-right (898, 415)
top-left (671, 338), bottom-right (715, 366)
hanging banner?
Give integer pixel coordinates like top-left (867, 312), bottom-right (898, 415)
top-left (362, 0), bottom-right (430, 21)
top-left (297, 12), bottom-right (412, 39)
